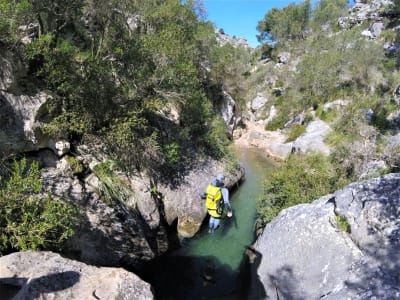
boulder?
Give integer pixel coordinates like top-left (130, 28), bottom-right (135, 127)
top-left (277, 52), bottom-right (291, 64)
top-left (251, 93), bottom-right (268, 111)
top-left (0, 251), bottom-right (154, 300)
top-left (323, 99), bottom-right (350, 112)
top-left (251, 173), bottom-right (400, 299)
top-left (265, 105), bottom-right (277, 124)
top-left (361, 22), bottom-right (385, 39)
top-left (292, 119), bottom-right (332, 155)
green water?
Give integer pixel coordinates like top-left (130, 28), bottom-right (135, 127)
top-left (143, 148), bottom-right (275, 300)
top-left (178, 148), bottom-right (275, 268)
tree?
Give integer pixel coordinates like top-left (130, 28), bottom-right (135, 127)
top-left (312, 0), bottom-right (348, 31)
top-left (257, 0), bottom-right (311, 43)
top-left (0, 0), bottom-right (32, 43)
top-left (28, 0), bottom-right (83, 36)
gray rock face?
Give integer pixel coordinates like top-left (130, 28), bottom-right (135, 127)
top-left (215, 29), bottom-right (252, 49)
top-left (252, 173), bottom-right (400, 299)
top-left (251, 93), bottom-right (268, 111)
top-left (219, 91), bottom-right (237, 134)
top-left (0, 251), bottom-right (154, 300)
top-left (339, 0), bottom-right (390, 29)
top-left (38, 155), bottom-right (169, 269)
top-left (292, 119), bottom-right (332, 155)
top-left (161, 157), bottom-right (244, 238)
top-left (362, 22), bottom-right (385, 39)
top-left (0, 46), bottom-right (51, 154)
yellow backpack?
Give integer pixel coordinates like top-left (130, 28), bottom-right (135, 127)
top-left (205, 184), bottom-right (223, 217)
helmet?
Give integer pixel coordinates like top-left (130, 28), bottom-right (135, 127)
top-left (216, 174), bottom-right (225, 181)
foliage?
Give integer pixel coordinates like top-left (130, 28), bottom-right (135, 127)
top-left (285, 124), bottom-right (306, 142)
top-left (0, 159), bottom-right (78, 254)
top-left (0, 0), bottom-right (233, 181)
top-left (103, 111), bottom-right (160, 174)
top-left (295, 28), bottom-right (385, 107)
top-left (265, 89), bottom-right (304, 131)
top-left (257, 0), bottom-right (311, 43)
top-left (335, 214), bottom-right (350, 233)
top-left (93, 161), bottom-right (135, 208)
top-left (164, 142), bottom-right (181, 166)
top-left (209, 43), bottom-right (251, 101)
top-left (205, 115), bottom-right (232, 158)
top-left (27, 0), bottom-right (84, 36)
top-left (311, 0), bottom-right (348, 31)
top-left (256, 153), bottom-right (346, 226)
top-left (65, 155), bottom-right (85, 175)
top-left (0, 0), bottom-right (32, 44)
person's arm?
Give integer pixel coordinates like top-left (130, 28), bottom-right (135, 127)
top-left (221, 188), bottom-right (233, 217)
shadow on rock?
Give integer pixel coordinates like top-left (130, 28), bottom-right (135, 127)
top-left (268, 265), bottom-right (305, 300)
top-left (0, 271), bottom-right (80, 300)
top-left (239, 246), bottom-right (266, 300)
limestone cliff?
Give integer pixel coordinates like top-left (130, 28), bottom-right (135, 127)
top-left (250, 173), bottom-right (400, 299)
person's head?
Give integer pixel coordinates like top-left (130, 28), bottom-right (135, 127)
top-left (216, 174), bottom-right (225, 186)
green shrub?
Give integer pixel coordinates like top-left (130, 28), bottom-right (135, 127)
top-left (65, 155), bottom-right (85, 175)
top-left (164, 142), bottom-right (180, 166)
top-left (0, 159), bottom-right (78, 254)
top-left (316, 106), bottom-right (337, 122)
top-left (335, 214), bottom-right (350, 233)
top-left (256, 153), bottom-right (341, 226)
top-left (93, 161), bottom-right (135, 208)
top-left (285, 124), bottom-right (306, 142)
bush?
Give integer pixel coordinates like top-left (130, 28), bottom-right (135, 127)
top-left (0, 159), bottom-right (78, 254)
top-left (285, 124), bottom-right (306, 142)
top-left (164, 142), bottom-right (181, 166)
top-left (335, 214), bottom-right (350, 233)
top-left (65, 155), bottom-right (85, 175)
top-left (93, 161), bottom-right (135, 208)
top-left (256, 153), bottom-right (342, 226)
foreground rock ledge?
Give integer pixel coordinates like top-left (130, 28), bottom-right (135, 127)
top-left (251, 173), bottom-right (400, 300)
top-left (0, 251), bottom-right (154, 300)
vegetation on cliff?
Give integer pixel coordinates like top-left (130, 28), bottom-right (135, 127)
top-left (0, 0), bottom-right (250, 177)
top-left (0, 159), bottom-right (79, 254)
top-left (0, 0), bottom-right (250, 253)
top-left (255, 0), bottom-right (400, 226)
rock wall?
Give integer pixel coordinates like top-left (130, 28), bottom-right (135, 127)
top-left (159, 157), bottom-right (244, 238)
top-left (0, 47), bottom-right (51, 155)
top-left (250, 173), bottom-right (400, 299)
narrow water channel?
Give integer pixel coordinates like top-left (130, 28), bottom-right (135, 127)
top-left (141, 147), bottom-right (275, 300)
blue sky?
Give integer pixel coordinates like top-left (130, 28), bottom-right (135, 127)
top-left (202, 0), bottom-right (306, 47)
top-left (202, 0), bottom-right (352, 48)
